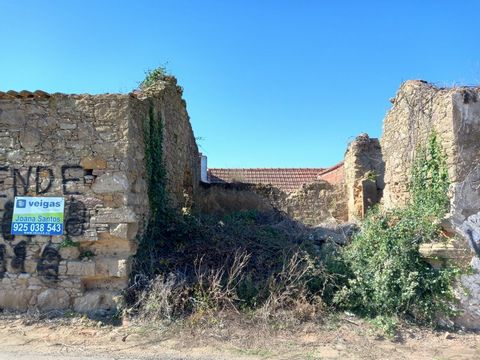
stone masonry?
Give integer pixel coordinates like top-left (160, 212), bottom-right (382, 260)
top-left (3, 75), bottom-right (480, 329)
top-left (199, 178), bottom-right (347, 226)
top-left (0, 77), bottom-right (199, 313)
top-left (344, 133), bottom-right (384, 222)
top-left (382, 80), bottom-right (457, 209)
top-left (381, 80), bottom-right (480, 329)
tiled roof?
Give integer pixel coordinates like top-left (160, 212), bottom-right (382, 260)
top-left (0, 78), bottom-right (179, 101)
top-left (0, 90), bottom-right (142, 100)
top-left (208, 163), bottom-right (344, 193)
top-left (0, 90), bottom-right (51, 99)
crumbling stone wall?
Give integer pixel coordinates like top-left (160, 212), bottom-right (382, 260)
top-left (0, 78), bottom-right (199, 312)
top-left (277, 181), bottom-right (347, 225)
top-left (344, 134), bottom-right (384, 222)
top-left (198, 183), bottom-right (274, 215)
top-left (198, 180), bottom-right (347, 226)
top-left (140, 79), bottom-right (200, 210)
top-left (381, 80), bottom-right (480, 329)
top-left (381, 80), bottom-right (456, 209)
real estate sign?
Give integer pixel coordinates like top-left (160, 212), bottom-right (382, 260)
top-left (11, 196), bottom-right (65, 236)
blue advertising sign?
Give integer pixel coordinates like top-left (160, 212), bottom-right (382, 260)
top-left (11, 196), bottom-right (65, 236)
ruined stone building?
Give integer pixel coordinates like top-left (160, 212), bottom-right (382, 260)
top-left (200, 164), bottom-right (346, 225)
top-left (1, 77), bottom-right (480, 329)
top-left (381, 80), bottom-right (480, 329)
top-left (0, 78), bottom-right (199, 312)
top-left (201, 80), bottom-right (480, 329)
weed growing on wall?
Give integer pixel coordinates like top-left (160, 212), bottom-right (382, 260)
top-left (140, 65), bottom-right (169, 89)
top-left (58, 236), bottom-right (79, 249)
top-left (335, 132), bottom-right (459, 326)
top-left (410, 133), bottom-right (450, 220)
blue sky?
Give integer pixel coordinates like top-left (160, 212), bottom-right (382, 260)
top-left (1, 1), bottom-right (479, 168)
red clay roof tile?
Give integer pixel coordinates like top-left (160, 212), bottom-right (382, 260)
top-left (208, 163), bottom-right (344, 193)
top-left (0, 90), bottom-right (51, 99)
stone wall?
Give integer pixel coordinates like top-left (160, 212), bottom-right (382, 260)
top-left (281, 181), bottom-right (347, 225)
top-left (140, 79), bottom-right (200, 210)
top-left (198, 183), bottom-right (274, 215)
top-left (5, 74), bottom-right (480, 326)
top-left (0, 77), bottom-right (199, 312)
top-left (381, 80), bottom-right (456, 209)
top-left (344, 134), bottom-right (384, 222)
top-left (198, 180), bottom-right (347, 226)
top-left (381, 80), bottom-right (480, 329)
top-left (381, 80), bottom-right (480, 226)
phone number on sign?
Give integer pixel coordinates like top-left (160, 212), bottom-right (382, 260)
top-left (11, 223), bottom-right (62, 234)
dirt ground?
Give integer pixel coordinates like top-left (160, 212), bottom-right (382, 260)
top-left (0, 312), bottom-right (479, 360)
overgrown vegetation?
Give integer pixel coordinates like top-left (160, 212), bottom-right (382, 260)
top-left (130, 96), bottom-right (328, 321)
top-left (130, 111), bottom-right (459, 333)
top-left (410, 133), bottom-right (450, 219)
top-left (334, 133), bottom-right (459, 326)
top-left (139, 65), bottom-right (169, 89)
top-left (132, 209), bottom-right (329, 323)
top-left (131, 69), bottom-right (330, 323)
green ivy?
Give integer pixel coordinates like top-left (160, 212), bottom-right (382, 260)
top-left (133, 102), bottom-right (169, 278)
top-left (335, 132), bottom-right (459, 325)
top-left (144, 102), bottom-right (166, 218)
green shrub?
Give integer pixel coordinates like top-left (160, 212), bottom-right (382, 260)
top-left (335, 132), bottom-right (459, 325)
top-left (370, 315), bottom-right (399, 338)
top-left (410, 133), bottom-right (450, 220)
top-left (140, 65), bottom-right (169, 89)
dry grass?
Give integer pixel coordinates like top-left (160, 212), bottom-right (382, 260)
top-left (259, 251), bottom-right (320, 321)
top-left (133, 246), bottom-right (329, 332)
top-left (193, 250), bottom-right (251, 313)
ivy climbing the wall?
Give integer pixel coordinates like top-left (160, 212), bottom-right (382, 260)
top-left (132, 101), bottom-right (198, 281)
top-left (410, 133), bottom-right (450, 220)
top-left (133, 102), bottom-right (168, 278)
